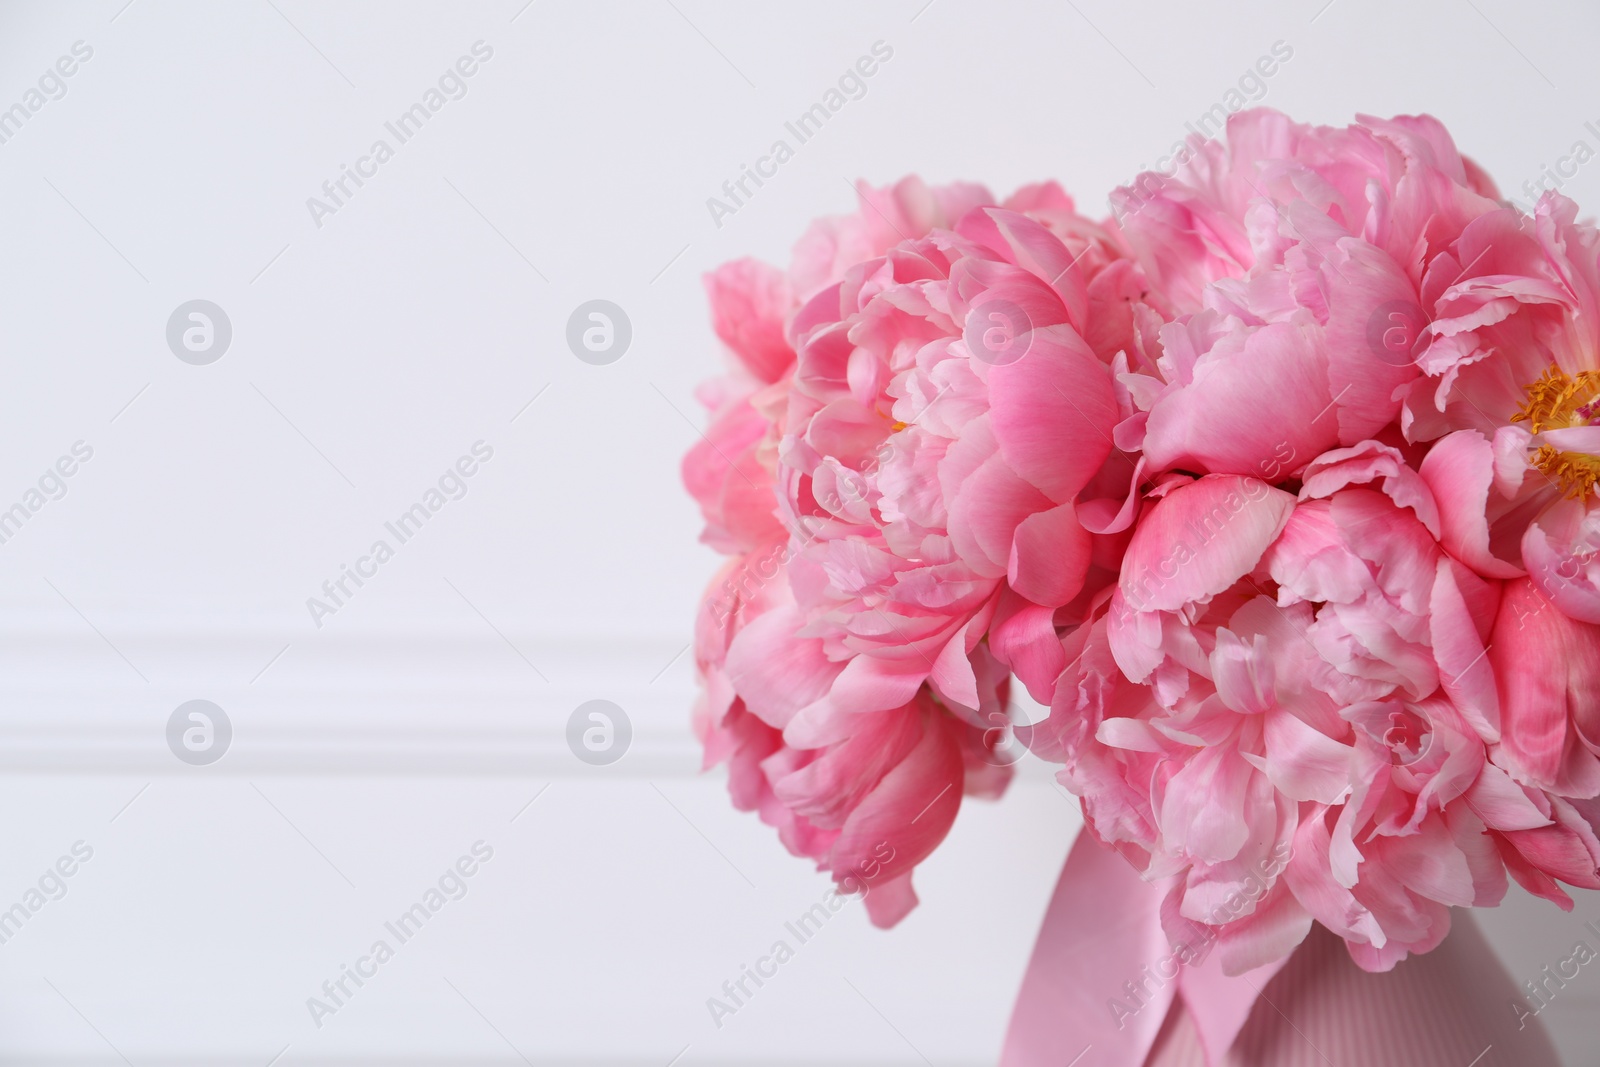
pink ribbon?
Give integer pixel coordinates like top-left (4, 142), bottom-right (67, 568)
top-left (1000, 833), bottom-right (1288, 1067)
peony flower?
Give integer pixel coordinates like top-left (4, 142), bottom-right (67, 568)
top-left (1394, 193), bottom-right (1600, 632)
top-left (1032, 451), bottom-right (1600, 973)
top-left (687, 177), bottom-right (1041, 923)
top-left (769, 189), bottom-right (1144, 728)
top-left (686, 176), bottom-right (1017, 558)
top-left (1109, 108), bottom-right (1502, 481)
top-left (693, 537), bottom-right (1006, 926)
top-left (685, 113), bottom-right (1600, 984)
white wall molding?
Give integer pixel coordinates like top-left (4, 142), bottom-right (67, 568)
top-left (0, 625), bottom-right (1059, 780)
top-left (0, 626), bottom-right (704, 775)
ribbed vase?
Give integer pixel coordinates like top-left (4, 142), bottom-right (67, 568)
top-left (1145, 912), bottom-right (1561, 1067)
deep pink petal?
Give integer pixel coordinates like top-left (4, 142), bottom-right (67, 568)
top-left (1418, 430), bottom-right (1524, 579)
top-left (829, 709), bottom-right (964, 901)
top-left (1489, 580), bottom-right (1600, 797)
top-left (1008, 502), bottom-right (1092, 608)
top-left (986, 327), bottom-right (1117, 503)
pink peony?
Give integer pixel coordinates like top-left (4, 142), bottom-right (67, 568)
top-left (693, 541), bottom-right (1005, 926)
top-left (686, 177), bottom-right (1016, 558)
top-left (684, 112), bottom-right (1600, 988)
top-left (1033, 453), bottom-right (1600, 973)
top-left (1110, 108), bottom-right (1502, 481)
top-left (1393, 194), bottom-right (1600, 623)
top-left (767, 186), bottom-right (1144, 727)
top-left (686, 177), bottom-right (1042, 923)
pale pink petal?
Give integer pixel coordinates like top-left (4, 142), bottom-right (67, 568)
top-left (1262, 708), bottom-right (1352, 804)
top-left (705, 258), bottom-right (795, 383)
top-left (724, 604), bottom-right (840, 729)
top-left (827, 653), bottom-right (931, 716)
top-left (1298, 440), bottom-right (1441, 537)
top-left (1119, 476), bottom-right (1296, 613)
top-left (1142, 321), bottom-right (1336, 477)
top-left (1464, 764), bottom-right (1552, 831)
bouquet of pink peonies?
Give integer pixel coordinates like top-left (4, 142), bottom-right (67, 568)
top-left (683, 109), bottom-right (1600, 1062)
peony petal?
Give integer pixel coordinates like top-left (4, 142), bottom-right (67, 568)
top-left (1318, 235), bottom-right (1422, 443)
top-left (828, 653), bottom-right (931, 716)
top-left (1429, 557), bottom-right (1501, 741)
top-left (724, 604), bottom-right (840, 729)
top-left (988, 593), bottom-right (1067, 704)
top-left (986, 327), bottom-right (1118, 503)
top-left (945, 431), bottom-right (1057, 578)
top-left (1119, 476), bottom-right (1296, 613)
top-left (1489, 579), bottom-right (1600, 797)
top-left (1008, 502), bottom-right (1092, 608)
top-left (1298, 440), bottom-right (1441, 537)
top-left (705, 258), bottom-right (795, 383)
top-left (829, 709), bottom-right (964, 903)
top-left (1418, 430), bottom-right (1524, 579)
top-left (1212, 884), bottom-right (1313, 977)
top-left (1142, 321), bottom-right (1337, 478)
top-left (1523, 499), bottom-right (1600, 624)
top-left (1262, 708), bottom-right (1352, 803)
top-left (1377, 814), bottom-right (1476, 907)
top-left (1464, 764), bottom-right (1552, 831)
top-left (859, 871), bottom-right (919, 928)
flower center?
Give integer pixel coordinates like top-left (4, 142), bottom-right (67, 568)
top-left (1512, 367), bottom-right (1600, 498)
top-left (1381, 709), bottom-right (1428, 764)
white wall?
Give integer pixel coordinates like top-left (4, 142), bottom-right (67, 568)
top-left (0, 0), bottom-right (1596, 1062)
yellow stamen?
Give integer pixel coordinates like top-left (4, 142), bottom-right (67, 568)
top-left (1530, 446), bottom-right (1600, 499)
top-left (1511, 367), bottom-right (1600, 432)
top-left (1513, 367), bottom-right (1600, 498)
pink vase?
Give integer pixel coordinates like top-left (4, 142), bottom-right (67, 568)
top-left (1144, 912), bottom-right (1562, 1067)
top-left (1003, 835), bottom-right (1566, 1067)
